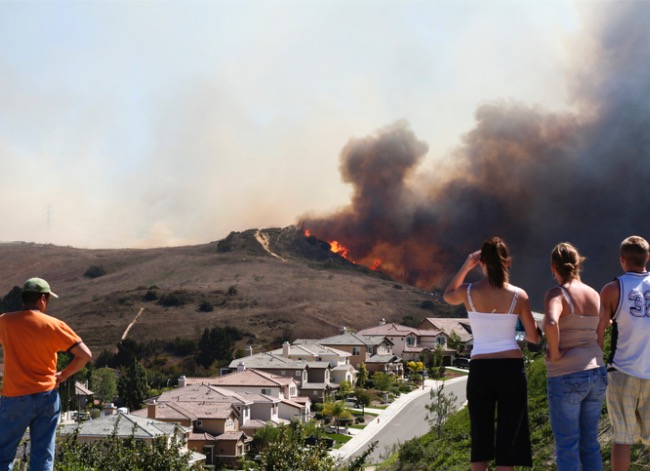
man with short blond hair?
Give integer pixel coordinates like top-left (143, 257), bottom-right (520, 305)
top-left (598, 236), bottom-right (650, 471)
top-left (0, 278), bottom-right (92, 471)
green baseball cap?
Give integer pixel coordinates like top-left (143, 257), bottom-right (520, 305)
top-left (23, 277), bottom-right (59, 298)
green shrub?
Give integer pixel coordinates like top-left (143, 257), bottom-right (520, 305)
top-left (84, 265), bottom-right (106, 279)
top-left (198, 301), bottom-right (214, 312)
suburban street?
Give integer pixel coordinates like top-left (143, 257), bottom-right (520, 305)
top-left (332, 374), bottom-right (468, 465)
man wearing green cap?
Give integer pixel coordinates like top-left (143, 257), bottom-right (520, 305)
top-left (0, 277), bottom-right (92, 471)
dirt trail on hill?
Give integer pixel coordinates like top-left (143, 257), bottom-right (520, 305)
top-left (122, 307), bottom-right (144, 341)
top-left (255, 229), bottom-right (287, 262)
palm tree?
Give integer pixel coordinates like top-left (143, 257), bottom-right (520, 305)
top-left (321, 399), bottom-right (353, 433)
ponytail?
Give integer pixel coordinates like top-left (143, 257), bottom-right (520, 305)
top-left (480, 237), bottom-right (510, 288)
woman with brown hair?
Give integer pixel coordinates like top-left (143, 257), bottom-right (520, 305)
top-left (444, 236), bottom-right (539, 471)
top-left (543, 242), bottom-right (606, 471)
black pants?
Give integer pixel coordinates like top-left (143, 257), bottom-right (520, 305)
top-left (467, 358), bottom-right (532, 467)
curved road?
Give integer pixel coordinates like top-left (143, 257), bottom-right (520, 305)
top-left (333, 375), bottom-right (468, 465)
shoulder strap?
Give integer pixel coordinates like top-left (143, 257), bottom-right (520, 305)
top-left (467, 283), bottom-right (476, 312)
top-left (558, 286), bottom-right (575, 315)
top-left (507, 288), bottom-right (519, 313)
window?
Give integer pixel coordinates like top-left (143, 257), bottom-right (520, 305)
top-left (437, 336), bottom-right (446, 346)
top-left (352, 347), bottom-right (361, 355)
top-left (295, 370), bottom-right (302, 377)
top-left (261, 388), bottom-right (272, 395)
top-left (407, 336), bottom-right (416, 346)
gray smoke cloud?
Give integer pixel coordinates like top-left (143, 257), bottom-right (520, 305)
top-left (299, 2), bottom-right (650, 307)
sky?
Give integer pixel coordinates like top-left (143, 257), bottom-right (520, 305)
top-left (0, 0), bottom-right (582, 249)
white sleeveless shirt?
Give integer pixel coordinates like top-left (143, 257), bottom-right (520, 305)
top-left (611, 272), bottom-right (650, 379)
top-left (467, 283), bottom-right (520, 357)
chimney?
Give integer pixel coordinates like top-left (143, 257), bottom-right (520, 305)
top-left (237, 362), bottom-right (246, 372)
top-left (282, 341), bottom-right (290, 357)
top-left (178, 375), bottom-right (187, 388)
top-left (147, 400), bottom-right (157, 419)
top-left (339, 325), bottom-right (347, 334)
top-left (379, 318), bottom-right (386, 326)
top-left (247, 346), bottom-right (253, 356)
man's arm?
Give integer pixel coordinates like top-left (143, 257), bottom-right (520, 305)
top-left (598, 281), bottom-right (619, 350)
top-left (56, 342), bottom-right (92, 386)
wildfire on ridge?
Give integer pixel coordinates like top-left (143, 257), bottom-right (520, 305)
top-left (304, 229), bottom-right (382, 271)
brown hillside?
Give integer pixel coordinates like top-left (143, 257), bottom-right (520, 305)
top-left (0, 226), bottom-right (461, 354)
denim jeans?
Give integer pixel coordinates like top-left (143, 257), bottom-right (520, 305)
top-left (0, 389), bottom-right (61, 471)
top-left (547, 366), bottom-right (607, 471)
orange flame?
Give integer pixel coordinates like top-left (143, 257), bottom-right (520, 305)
top-left (370, 258), bottom-right (382, 271)
top-left (329, 240), bottom-right (350, 259)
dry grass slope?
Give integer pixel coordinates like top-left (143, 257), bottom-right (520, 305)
top-left (0, 226), bottom-right (460, 354)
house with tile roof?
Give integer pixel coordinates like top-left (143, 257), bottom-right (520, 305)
top-left (58, 412), bottom-right (205, 465)
top-left (133, 384), bottom-right (257, 468)
top-left (178, 369), bottom-right (311, 421)
top-left (358, 321), bottom-right (456, 365)
top-left (297, 331), bottom-right (395, 369)
top-left (229, 342), bottom-right (342, 402)
top-left (418, 317), bottom-right (474, 354)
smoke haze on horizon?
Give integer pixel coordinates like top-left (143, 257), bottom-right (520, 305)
top-left (0, 1), bottom-right (578, 249)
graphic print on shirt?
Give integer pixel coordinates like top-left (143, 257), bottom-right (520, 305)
top-left (627, 288), bottom-right (650, 317)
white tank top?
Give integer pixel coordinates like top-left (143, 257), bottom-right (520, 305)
top-left (611, 272), bottom-right (650, 379)
top-left (467, 284), bottom-right (520, 357)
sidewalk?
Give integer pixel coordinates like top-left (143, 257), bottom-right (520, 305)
top-left (331, 376), bottom-right (467, 462)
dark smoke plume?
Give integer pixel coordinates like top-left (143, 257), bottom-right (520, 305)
top-left (299, 3), bottom-right (650, 308)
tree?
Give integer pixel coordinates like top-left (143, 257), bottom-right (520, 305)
top-left (117, 360), bottom-right (149, 411)
top-left (113, 339), bottom-right (140, 368)
top-left (56, 419), bottom-right (197, 470)
top-left (0, 286), bottom-right (22, 312)
top-left (371, 371), bottom-right (394, 392)
top-left (196, 326), bottom-right (244, 368)
top-left (356, 363), bottom-right (369, 388)
top-left (337, 379), bottom-right (353, 398)
top-left (353, 387), bottom-right (375, 414)
top-left (425, 383), bottom-right (458, 438)
top-left (57, 351), bottom-right (91, 413)
top-left (447, 331), bottom-right (463, 353)
top-left (321, 400), bottom-right (353, 433)
top-left (91, 368), bottom-right (118, 404)
top-left (252, 422), bottom-right (337, 471)
top-left (407, 361), bottom-right (425, 384)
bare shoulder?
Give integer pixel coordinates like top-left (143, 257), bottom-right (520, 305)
top-left (600, 280), bottom-right (620, 298)
top-left (544, 285), bottom-right (563, 299)
top-left (511, 285), bottom-right (529, 300)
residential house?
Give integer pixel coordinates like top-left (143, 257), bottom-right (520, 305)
top-left (418, 318), bottom-right (474, 354)
top-left (135, 384), bottom-right (258, 467)
top-left (271, 341), bottom-right (357, 385)
top-left (358, 321), bottom-right (455, 365)
top-left (227, 348), bottom-right (337, 402)
top-left (179, 369), bottom-right (311, 421)
top-left (58, 412), bottom-right (205, 466)
top-left (299, 332), bottom-right (396, 372)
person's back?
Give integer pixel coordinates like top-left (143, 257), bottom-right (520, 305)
top-left (546, 281), bottom-right (603, 377)
top-left (609, 271), bottom-right (650, 378)
top-left (444, 237), bottom-right (539, 471)
top-left (543, 242), bottom-right (606, 471)
top-left (598, 235), bottom-right (650, 471)
top-left (465, 281), bottom-right (521, 358)
top-left (0, 278), bottom-right (92, 471)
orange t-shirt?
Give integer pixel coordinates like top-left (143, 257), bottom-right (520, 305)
top-left (0, 310), bottom-right (82, 397)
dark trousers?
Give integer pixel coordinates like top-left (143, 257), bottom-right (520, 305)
top-left (467, 358), bottom-right (532, 467)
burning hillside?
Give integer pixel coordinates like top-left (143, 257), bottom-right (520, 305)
top-left (300, 3), bottom-right (650, 305)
